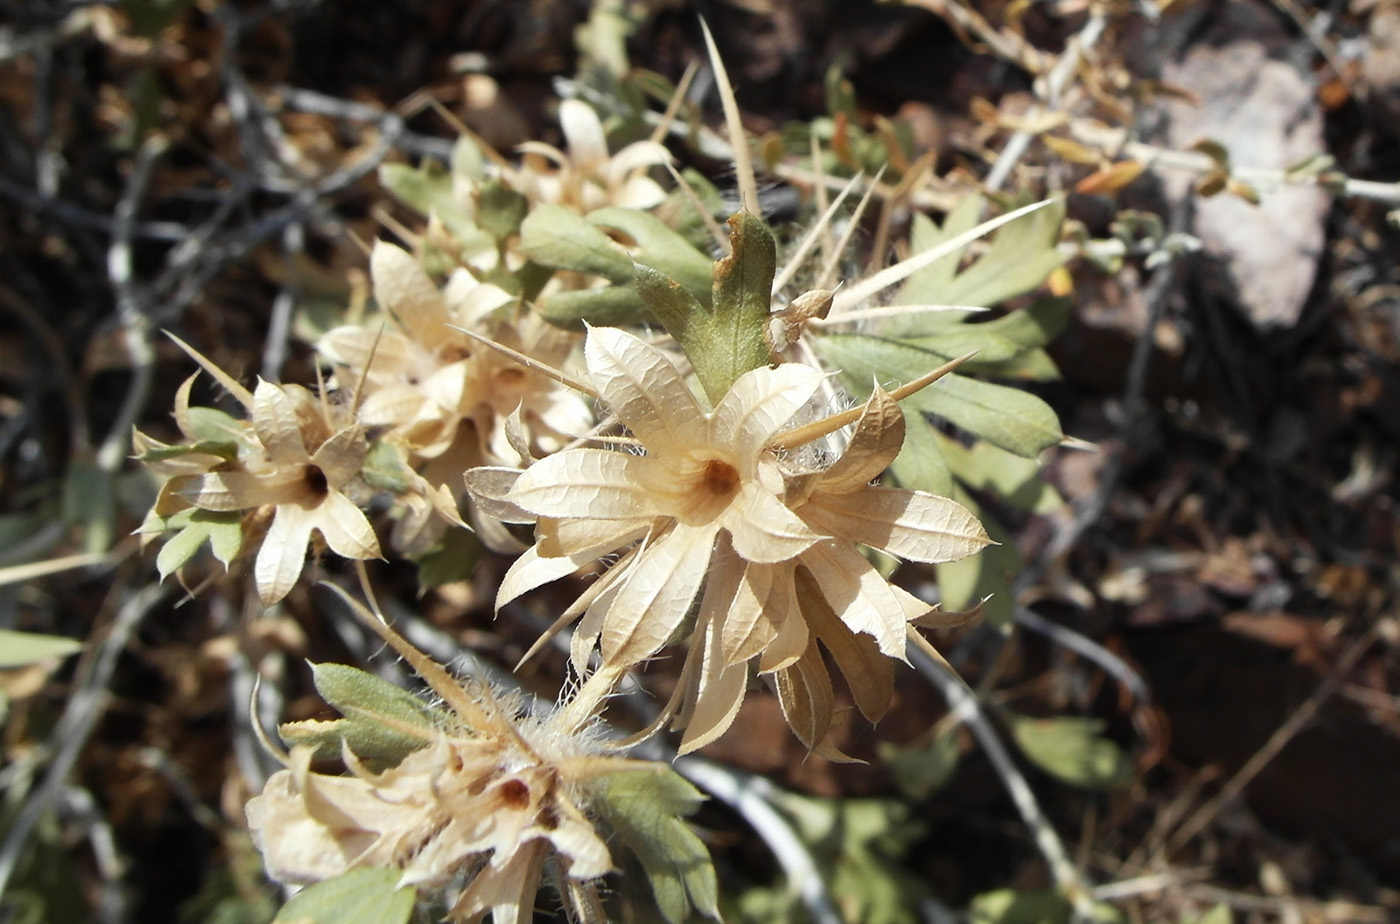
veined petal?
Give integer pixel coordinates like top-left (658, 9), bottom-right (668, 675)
top-left (313, 491), bottom-right (381, 561)
top-left (256, 503), bottom-right (316, 604)
top-left (798, 541), bottom-right (924, 659)
top-left (252, 379), bottom-right (310, 466)
top-left (723, 483), bottom-right (820, 564)
top-left (497, 519), bottom-right (648, 608)
top-left (814, 385), bottom-right (905, 494)
top-left (508, 449), bottom-right (661, 520)
top-left (537, 516), bottom-right (650, 558)
top-left (583, 327), bottom-right (704, 452)
top-left (797, 567), bottom-right (895, 724)
top-left (559, 99), bottom-right (609, 167)
top-left (600, 523), bottom-right (715, 666)
top-left (317, 326), bottom-right (418, 373)
top-left (677, 610), bottom-right (750, 754)
top-left (613, 175), bottom-right (668, 210)
top-left (443, 272), bottom-right (515, 326)
top-left (359, 383), bottom-right (433, 428)
top-left (181, 469), bottom-right (305, 511)
top-left (799, 487), bottom-right (990, 563)
top-left (606, 140), bottom-right (673, 176)
top-left (371, 241), bottom-right (451, 345)
top-left (311, 427), bottom-right (368, 488)
top-left (771, 644), bottom-right (835, 754)
top-left (464, 467), bottom-right (534, 524)
top-left (708, 363), bottom-right (824, 464)
top-left (758, 569), bottom-right (808, 673)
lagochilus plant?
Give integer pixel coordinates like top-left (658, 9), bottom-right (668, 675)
top-left (132, 25), bottom-right (1079, 923)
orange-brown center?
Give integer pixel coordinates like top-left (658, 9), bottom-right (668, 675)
top-left (700, 459), bottom-right (740, 498)
top-left (302, 464), bottom-right (329, 499)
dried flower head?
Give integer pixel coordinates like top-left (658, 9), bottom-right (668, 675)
top-left (246, 596), bottom-right (694, 923)
top-left (468, 326), bottom-right (990, 752)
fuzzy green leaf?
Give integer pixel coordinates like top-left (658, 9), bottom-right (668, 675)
top-left (360, 440), bottom-right (415, 494)
top-left (279, 663), bottom-right (443, 766)
top-left (937, 497), bottom-right (1016, 627)
top-left (888, 411), bottom-right (953, 498)
top-left (909, 373), bottom-right (1062, 457)
top-left (591, 768), bottom-right (719, 923)
top-left (272, 867), bottom-right (415, 924)
top-left (589, 207), bottom-right (714, 303)
top-left (535, 284), bottom-right (651, 329)
top-left (412, 526), bottom-right (483, 589)
top-left (938, 434), bottom-right (1064, 515)
top-left (378, 161), bottom-right (483, 247)
top-left (1005, 713), bottom-right (1133, 790)
top-left (519, 204), bottom-right (633, 283)
top-left (0, 630), bottom-right (83, 668)
top-left (878, 725), bottom-right (961, 800)
top-left (976, 297), bottom-right (1073, 350)
top-left (154, 510), bottom-right (243, 579)
top-left (474, 179), bottom-right (529, 242)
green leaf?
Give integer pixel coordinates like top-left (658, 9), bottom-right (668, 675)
top-left (279, 663), bottom-right (444, 766)
top-left (970, 888), bottom-right (1122, 924)
top-left (474, 179), bottom-right (529, 242)
top-left (894, 196), bottom-right (1066, 329)
top-left (272, 868), bottom-right (415, 924)
top-left (63, 457), bottom-right (116, 554)
top-left (1192, 904), bottom-right (1235, 924)
top-left (588, 207), bottom-right (714, 303)
top-left (975, 297), bottom-right (1073, 350)
top-left (937, 498), bottom-right (1017, 627)
top-left (154, 509), bottom-right (243, 579)
top-left (183, 406), bottom-right (248, 444)
top-left (536, 283), bottom-right (651, 330)
top-left (412, 526), bottom-right (483, 589)
top-left (909, 373), bottom-right (1062, 458)
top-left (138, 439), bottom-right (240, 463)
top-left (591, 768), bottom-right (719, 923)
top-left (888, 411), bottom-right (953, 498)
top-left (1005, 713), bottom-right (1133, 790)
top-left (519, 204), bottom-right (633, 283)
top-left (0, 630), bottom-right (82, 668)
top-left (938, 434), bottom-right (1064, 515)
top-left (878, 725), bottom-right (961, 799)
top-left (815, 333), bottom-right (1064, 456)
top-left (360, 440), bottom-right (415, 494)
top-left (378, 160), bottom-right (483, 248)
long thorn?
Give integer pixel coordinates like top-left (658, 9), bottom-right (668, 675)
top-left (699, 18), bottom-right (758, 216)
top-left (165, 332), bottom-right (255, 410)
top-left (768, 350), bottom-right (976, 451)
top-left (449, 325), bottom-right (600, 399)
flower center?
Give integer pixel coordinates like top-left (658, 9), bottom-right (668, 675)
top-left (700, 459), bottom-right (740, 498)
top-left (302, 464), bottom-right (329, 499)
top-left (499, 778), bottom-right (531, 809)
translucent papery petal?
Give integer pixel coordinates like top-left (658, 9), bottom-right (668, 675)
top-left (371, 241), bottom-right (451, 346)
top-left (359, 383), bottom-right (434, 429)
top-left (549, 796), bottom-right (614, 878)
top-left (758, 570), bottom-right (808, 673)
top-left (311, 427), bottom-right (368, 488)
top-left (721, 562), bottom-right (780, 666)
top-left (181, 469), bottom-right (306, 511)
top-left (678, 620), bottom-right (749, 754)
top-left (613, 175), bottom-right (668, 210)
top-left (799, 487), bottom-right (990, 563)
top-left (814, 386), bottom-right (905, 494)
top-left (317, 326), bottom-right (418, 374)
top-left (600, 522), bottom-right (716, 666)
top-left (420, 360), bottom-right (472, 414)
top-left (537, 516), bottom-right (650, 558)
top-left (708, 363), bottom-right (825, 464)
top-left (723, 483), bottom-right (820, 564)
top-left (496, 517), bottom-right (646, 609)
top-left (798, 540), bottom-right (924, 659)
top-left (313, 491), bottom-right (382, 561)
top-left (772, 644), bottom-right (835, 754)
top-left (256, 503), bottom-right (316, 604)
top-left (515, 140), bottom-right (569, 166)
top-left (559, 99), bottom-right (609, 167)
top-left (252, 379), bottom-right (310, 466)
top-left (584, 327), bottom-right (704, 452)
top-left (606, 140), bottom-right (673, 176)
top-left (508, 449), bottom-right (661, 520)
top-left (446, 839), bottom-right (547, 924)
top-left (444, 272), bottom-right (515, 327)
top-left (464, 466), bottom-right (536, 524)
top-left (797, 566), bottom-right (895, 724)
top-left (246, 770), bottom-right (377, 884)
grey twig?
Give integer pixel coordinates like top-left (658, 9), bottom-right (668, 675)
top-left (0, 583), bottom-right (169, 901)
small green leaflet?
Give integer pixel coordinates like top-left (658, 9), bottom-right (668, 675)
top-left (1004, 713), bottom-right (1132, 790)
top-left (970, 888), bottom-right (1122, 924)
top-left (0, 630), bottom-right (83, 668)
top-left (271, 867), bottom-right (415, 924)
top-left (590, 768), bottom-right (719, 923)
top-left (278, 663), bottom-right (445, 766)
top-left (148, 508), bottom-right (243, 581)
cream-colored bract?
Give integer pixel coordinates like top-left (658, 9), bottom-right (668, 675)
top-left (175, 380), bottom-right (382, 605)
top-left (467, 326), bottom-right (991, 753)
top-left (246, 612), bottom-right (644, 924)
